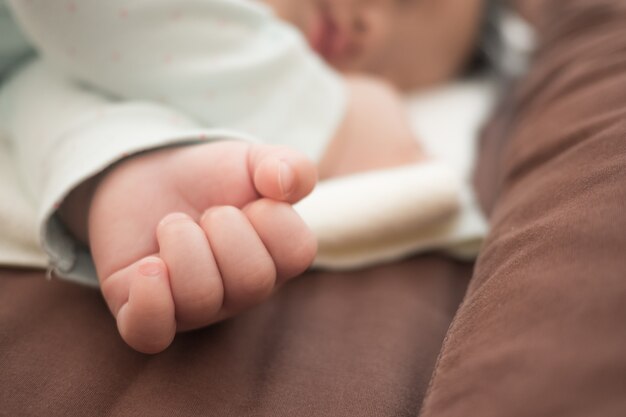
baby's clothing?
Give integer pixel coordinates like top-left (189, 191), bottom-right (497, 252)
top-left (0, 2), bottom-right (31, 79)
top-left (5, 0), bottom-right (345, 159)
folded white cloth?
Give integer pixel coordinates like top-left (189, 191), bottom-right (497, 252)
top-left (296, 76), bottom-right (496, 270)
top-left (296, 161), bottom-right (462, 269)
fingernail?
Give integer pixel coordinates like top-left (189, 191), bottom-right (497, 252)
top-left (159, 212), bottom-right (190, 227)
top-left (138, 258), bottom-right (162, 277)
top-left (279, 161), bottom-right (295, 197)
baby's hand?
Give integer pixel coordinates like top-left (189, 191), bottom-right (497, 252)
top-left (319, 75), bottom-right (425, 179)
top-left (62, 142), bottom-right (317, 353)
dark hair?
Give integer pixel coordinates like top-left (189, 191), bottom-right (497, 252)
top-left (465, 0), bottom-right (535, 79)
top-left (464, 0), bottom-right (501, 76)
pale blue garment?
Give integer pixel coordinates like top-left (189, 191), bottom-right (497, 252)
top-left (0, 1), bottom-right (33, 80)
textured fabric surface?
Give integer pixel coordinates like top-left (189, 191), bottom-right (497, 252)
top-left (0, 258), bottom-right (470, 417)
top-left (421, 0), bottom-right (626, 416)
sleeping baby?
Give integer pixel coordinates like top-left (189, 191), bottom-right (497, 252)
top-left (0, 0), bottom-right (497, 353)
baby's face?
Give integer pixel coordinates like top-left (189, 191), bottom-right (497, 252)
top-left (264, 0), bottom-right (484, 91)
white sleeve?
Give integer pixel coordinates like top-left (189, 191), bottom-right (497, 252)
top-left (0, 59), bottom-right (256, 286)
top-left (6, 0), bottom-right (346, 161)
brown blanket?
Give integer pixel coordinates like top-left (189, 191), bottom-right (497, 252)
top-left (2, 0), bottom-right (626, 415)
top-left (0, 259), bottom-right (470, 416)
top-left (422, 1), bottom-right (626, 416)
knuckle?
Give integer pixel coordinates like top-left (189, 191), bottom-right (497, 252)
top-left (157, 213), bottom-right (194, 236)
top-left (201, 205), bottom-right (240, 229)
top-left (239, 256), bottom-right (276, 301)
top-left (281, 229), bottom-right (318, 279)
top-left (246, 198), bottom-right (279, 217)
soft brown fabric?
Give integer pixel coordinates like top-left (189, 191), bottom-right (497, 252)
top-left (421, 1), bottom-right (626, 416)
top-left (0, 257), bottom-right (470, 417)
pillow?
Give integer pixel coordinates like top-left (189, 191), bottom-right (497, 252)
top-left (421, 1), bottom-right (626, 416)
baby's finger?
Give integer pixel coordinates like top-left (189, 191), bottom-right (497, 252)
top-left (157, 212), bottom-right (224, 331)
top-left (108, 257), bottom-right (176, 354)
top-left (248, 144), bottom-right (317, 203)
top-left (200, 206), bottom-right (277, 313)
top-left (243, 199), bottom-right (317, 283)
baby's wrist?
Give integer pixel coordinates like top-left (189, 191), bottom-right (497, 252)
top-left (58, 147), bottom-right (177, 244)
top-left (58, 174), bottom-right (101, 244)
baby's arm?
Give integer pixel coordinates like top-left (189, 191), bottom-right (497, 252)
top-left (318, 75), bottom-right (425, 178)
top-left (1, 60), bottom-right (318, 353)
top-left (0, 59), bottom-right (246, 286)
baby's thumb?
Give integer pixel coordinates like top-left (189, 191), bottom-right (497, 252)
top-left (248, 144), bottom-right (318, 203)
